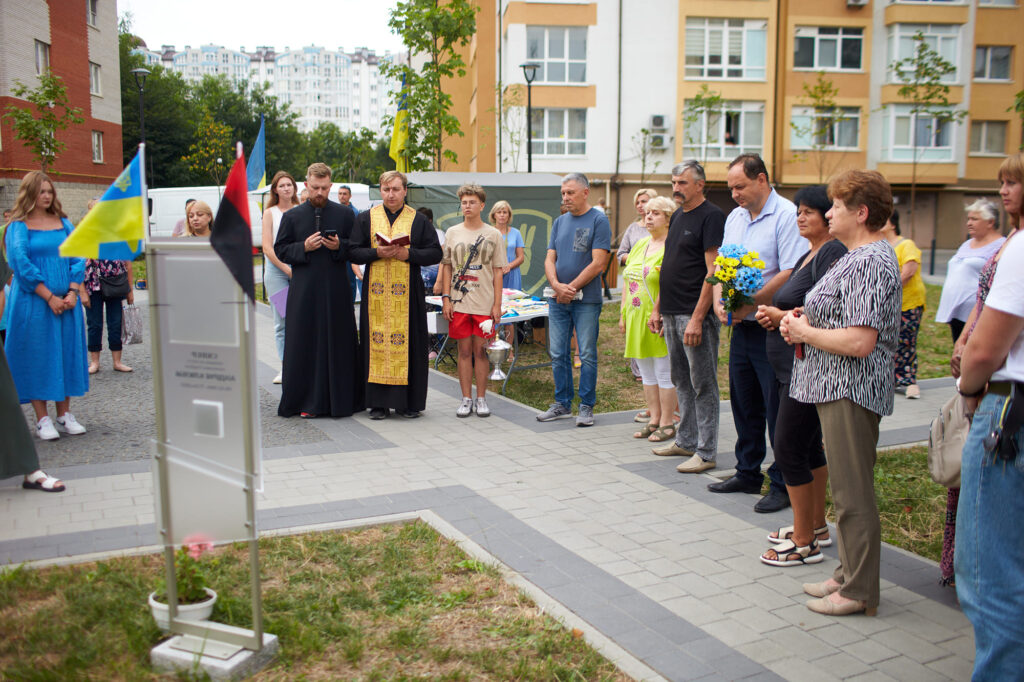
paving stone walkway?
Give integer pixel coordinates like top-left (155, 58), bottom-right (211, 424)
top-left (0, 293), bottom-right (973, 681)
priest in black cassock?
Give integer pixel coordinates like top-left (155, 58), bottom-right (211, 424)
top-left (350, 170), bottom-right (442, 419)
top-left (274, 162), bottom-right (364, 418)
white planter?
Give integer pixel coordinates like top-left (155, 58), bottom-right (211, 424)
top-left (148, 588), bottom-right (217, 631)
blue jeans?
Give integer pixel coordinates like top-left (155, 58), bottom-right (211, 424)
top-left (729, 322), bottom-right (785, 491)
top-left (86, 293), bottom-right (124, 352)
top-left (956, 390), bottom-right (1024, 681)
top-left (547, 300), bottom-right (601, 408)
top-left (263, 262), bottom-right (290, 362)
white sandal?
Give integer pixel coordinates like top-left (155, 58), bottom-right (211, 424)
top-left (22, 470), bottom-right (65, 493)
top-left (767, 524), bottom-right (832, 547)
top-left (760, 539), bottom-right (824, 567)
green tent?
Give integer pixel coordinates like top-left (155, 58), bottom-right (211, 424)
top-left (371, 172), bottom-right (564, 296)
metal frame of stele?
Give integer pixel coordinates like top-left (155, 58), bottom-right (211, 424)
top-left (147, 238), bottom-right (265, 659)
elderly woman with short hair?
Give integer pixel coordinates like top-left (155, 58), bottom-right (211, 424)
top-left (936, 199), bottom-right (1005, 343)
top-left (780, 170), bottom-right (902, 616)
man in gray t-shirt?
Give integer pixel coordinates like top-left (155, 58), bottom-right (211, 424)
top-left (537, 173), bottom-right (611, 427)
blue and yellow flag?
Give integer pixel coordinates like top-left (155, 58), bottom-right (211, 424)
top-left (60, 147), bottom-right (146, 260)
top-left (246, 115), bottom-right (266, 191)
top-left (389, 76), bottom-right (409, 172)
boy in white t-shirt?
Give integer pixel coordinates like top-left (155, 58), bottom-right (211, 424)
top-left (441, 184), bottom-right (507, 418)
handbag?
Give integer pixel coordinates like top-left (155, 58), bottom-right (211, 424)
top-left (121, 303), bottom-right (143, 345)
top-left (99, 271), bottom-right (130, 299)
top-left (927, 392), bottom-right (970, 488)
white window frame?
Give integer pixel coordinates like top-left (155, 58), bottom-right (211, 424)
top-left (974, 45), bottom-right (1012, 81)
top-left (89, 62), bottom-right (101, 95)
top-left (888, 24), bottom-right (961, 84)
top-left (885, 104), bottom-right (958, 162)
top-left (683, 100), bottom-right (765, 161)
top-left (86, 0), bottom-right (98, 26)
top-left (529, 108), bottom-right (587, 157)
top-left (91, 131), bottom-right (103, 163)
top-left (790, 106), bottom-right (861, 150)
top-left (35, 40), bottom-right (50, 74)
top-left (793, 26), bottom-right (863, 72)
top-left (978, 0), bottom-right (1017, 6)
top-left (685, 18), bottom-right (767, 81)
top-left (525, 26), bottom-right (587, 84)
top-left (969, 120), bottom-right (1007, 156)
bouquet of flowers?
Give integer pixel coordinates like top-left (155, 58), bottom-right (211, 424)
top-left (706, 244), bottom-right (766, 325)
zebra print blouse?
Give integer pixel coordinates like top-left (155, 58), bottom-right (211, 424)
top-left (790, 238), bottom-right (902, 416)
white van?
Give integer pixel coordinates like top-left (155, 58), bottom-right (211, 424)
top-left (147, 186), bottom-right (264, 245)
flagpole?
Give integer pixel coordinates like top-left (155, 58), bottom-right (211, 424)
top-left (140, 142), bottom-right (149, 240)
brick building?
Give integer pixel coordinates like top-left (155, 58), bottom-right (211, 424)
top-left (1, 0), bottom-right (122, 222)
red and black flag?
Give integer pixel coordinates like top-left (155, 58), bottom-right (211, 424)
top-left (211, 149), bottom-right (255, 302)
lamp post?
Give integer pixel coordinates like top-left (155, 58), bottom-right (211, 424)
top-left (131, 67), bottom-right (150, 183)
top-left (519, 62), bottom-right (539, 173)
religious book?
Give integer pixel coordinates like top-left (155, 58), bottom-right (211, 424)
top-left (375, 232), bottom-right (411, 247)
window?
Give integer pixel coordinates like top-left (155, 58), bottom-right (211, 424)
top-left (529, 108), bottom-right (586, 155)
top-left (970, 121), bottom-right (1007, 155)
top-left (683, 100), bottom-right (764, 160)
top-left (685, 18), bottom-right (767, 80)
top-left (89, 62), bottom-right (101, 95)
top-left (975, 46), bottom-right (1012, 80)
top-left (978, 0), bottom-right (1017, 5)
top-left (91, 131), bottom-right (103, 163)
top-left (888, 24), bottom-right (960, 83)
top-left (34, 40), bottom-right (50, 74)
top-left (794, 27), bottom-right (863, 71)
top-left (791, 107), bottom-right (860, 149)
top-left (526, 26), bottom-right (587, 83)
top-left (885, 104), bottom-right (957, 161)
top-left (87, 0), bottom-right (98, 26)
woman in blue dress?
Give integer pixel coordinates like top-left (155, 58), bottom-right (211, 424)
top-left (3, 171), bottom-right (89, 441)
top-left (490, 201), bottom-right (525, 290)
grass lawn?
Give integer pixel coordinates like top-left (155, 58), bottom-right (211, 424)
top-left (0, 522), bottom-right (628, 680)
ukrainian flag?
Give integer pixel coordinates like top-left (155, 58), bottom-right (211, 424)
top-left (60, 147), bottom-right (146, 260)
top-left (389, 76), bottom-right (409, 172)
top-left (246, 115), bottom-right (266, 190)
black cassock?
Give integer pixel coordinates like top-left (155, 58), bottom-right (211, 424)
top-left (274, 201), bottom-right (364, 417)
top-left (349, 206), bottom-right (442, 412)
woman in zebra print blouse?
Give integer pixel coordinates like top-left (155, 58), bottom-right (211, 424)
top-left (779, 170), bottom-right (902, 617)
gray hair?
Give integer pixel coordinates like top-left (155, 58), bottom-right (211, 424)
top-left (965, 199), bottom-right (999, 224)
top-left (561, 172), bottom-right (590, 189)
top-left (671, 160), bottom-right (706, 184)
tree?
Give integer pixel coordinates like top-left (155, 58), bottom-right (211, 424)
top-left (2, 71), bottom-right (84, 173)
top-left (1010, 90), bottom-right (1024, 151)
top-left (789, 72), bottom-right (853, 183)
top-left (305, 123), bottom-right (389, 182)
top-left (888, 31), bottom-right (967, 240)
top-left (381, 0), bottom-right (478, 170)
top-left (681, 84), bottom-right (723, 167)
top-left (631, 127), bottom-right (663, 185)
top-left (182, 109), bottom-right (232, 190)
top-left (489, 82), bottom-right (527, 172)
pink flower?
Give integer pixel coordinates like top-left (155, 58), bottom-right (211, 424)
top-left (631, 296), bottom-right (642, 307)
top-left (183, 533), bottom-right (215, 559)
top-left (628, 281), bottom-right (639, 294)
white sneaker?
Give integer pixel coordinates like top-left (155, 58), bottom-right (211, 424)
top-left (456, 397), bottom-right (473, 418)
top-left (56, 413), bottom-right (87, 435)
top-left (273, 372), bottom-right (283, 384)
top-left (475, 397), bottom-right (490, 417)
top-left (36, 416), bottom-right (59, 440)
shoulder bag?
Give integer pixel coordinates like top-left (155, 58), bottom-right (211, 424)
top-left (927, 392), bottom-right (969, 488)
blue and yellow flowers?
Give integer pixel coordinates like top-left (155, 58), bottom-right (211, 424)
top-left (706, 244), bottom-right (765, 320)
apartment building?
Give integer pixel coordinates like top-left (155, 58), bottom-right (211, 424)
top-left (448, 0), bottom-right (1024, 247)
top-left (0, 0), bottom-right (123, 219)
top-left (134, 43), bottom-right (404, 135)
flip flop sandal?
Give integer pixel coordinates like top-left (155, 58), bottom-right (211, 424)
top-left (647, 425), bottom-right (676, 442)
top-left (760, 539), bottom-right (823, 567)
top-left (768, 525), bottom-right (833, 547)
top-left (633, 410), bottom-right (651, 423)
top-left (633, 422), bottom-right (657, 439)
top-left (22, 472), bottom-right (65, 493)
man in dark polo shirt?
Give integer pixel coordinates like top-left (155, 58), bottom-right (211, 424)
top-left (648, 161), bottom-right (724, 474)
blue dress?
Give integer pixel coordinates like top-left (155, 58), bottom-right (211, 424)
top-left (4, 219), bottom-right (89, 403)
top-left (501, 226), bottom-right (525, 290)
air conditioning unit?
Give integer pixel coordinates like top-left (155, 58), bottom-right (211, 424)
top-left (649, 114), bottom-right (668, 132)
top-left (846, 0), bottom-right (868, 7)
top-left (650, 134), bottom-right (668, 150)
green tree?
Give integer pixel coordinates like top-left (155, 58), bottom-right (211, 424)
top-left (681, 84), bottom-right (724, 167)
top-left (789, 72), bottom-right (853, 183)
top-left (631, 127), bottom-right (663, 185)
top-left (1010, 90), bottom-right (1024, 151)
top-left (381, 0), bottom-right (478, 170)
top-left (889, 31), bottom-right (967, 240)
top-left (182, 109), bottom-right (232, 190)
top-left (492, 82), bottom-right (527, 173)
top-left (2, 70), bottom-right (84, 173)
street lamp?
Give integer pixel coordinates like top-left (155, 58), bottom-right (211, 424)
top-left (520, 62), bottom-right (539, 173)
top-left (131, 67), bottom-right (150, 184)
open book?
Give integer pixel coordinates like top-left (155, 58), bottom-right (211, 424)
top-left (375, 232), bottom-right (411, 247)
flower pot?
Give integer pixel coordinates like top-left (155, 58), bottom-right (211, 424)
top-left (148, 588), bottom-right (217, 631)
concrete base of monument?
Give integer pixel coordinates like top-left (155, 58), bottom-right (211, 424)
top-left (150, 632), bottom-right (279, 681)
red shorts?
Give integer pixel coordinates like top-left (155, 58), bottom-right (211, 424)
top-left (449, 311), bottom-right (492, 339)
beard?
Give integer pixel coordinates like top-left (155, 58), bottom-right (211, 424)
top-left (309, 194), bottom-right (328, 208)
